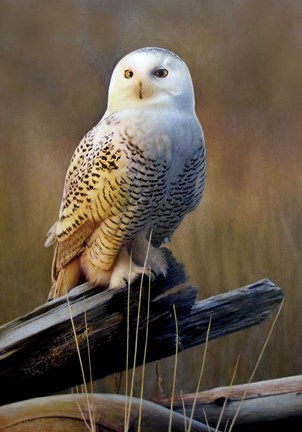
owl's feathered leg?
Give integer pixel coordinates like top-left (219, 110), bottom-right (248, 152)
top-left (80, 233), bottom-right (168, 290)
top-left (131, 235), bottom-right (168, 278)
top-left (108, 246), bottom-right (148, 289)
top-left (80, 243), bottom-right (146, 289)
top-left (108, 236), bottom-right (168, 289)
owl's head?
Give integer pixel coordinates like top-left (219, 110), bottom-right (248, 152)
top-left (107, 47), bottom-right (195, 113)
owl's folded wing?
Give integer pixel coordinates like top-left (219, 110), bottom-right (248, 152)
top-left (45, 129), bottom-right (131, 293)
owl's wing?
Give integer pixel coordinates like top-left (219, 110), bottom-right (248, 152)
top-left (46, 127), bottom-right (131, 285)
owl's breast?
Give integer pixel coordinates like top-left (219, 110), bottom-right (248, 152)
top-left (109, 109), bottom-right (205, 244)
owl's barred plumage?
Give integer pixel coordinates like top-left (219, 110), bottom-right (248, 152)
top-left (46, 47), bottom-right (206, 299)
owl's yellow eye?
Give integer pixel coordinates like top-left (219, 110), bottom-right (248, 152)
top-left (153, 68), bottom-right (169, 78)
top-left (124, 70), bottom-right (134, 79)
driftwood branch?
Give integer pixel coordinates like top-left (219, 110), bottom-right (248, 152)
top-left (0, 250), bottom-right (283, 405)
top-left (0, 393), bottom-right (217, 432)
top-left (157, 375), bottom-right (302, 430)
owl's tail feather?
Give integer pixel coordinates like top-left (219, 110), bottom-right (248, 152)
top-left (48, 257), bottom-right (82, 300)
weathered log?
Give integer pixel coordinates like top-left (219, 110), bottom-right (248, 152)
top-left (0, 250), bottom-right (283, 405)
top-left (0, 393), bottom-right (217, 432)
top-left (157, 375), bottom-right (302, 429)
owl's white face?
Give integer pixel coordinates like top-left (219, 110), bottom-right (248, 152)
top-left (107, 47), bottom-right (195, 113)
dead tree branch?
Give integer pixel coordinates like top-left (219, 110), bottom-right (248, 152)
top-left (0, 250), bottom-right (283, 405)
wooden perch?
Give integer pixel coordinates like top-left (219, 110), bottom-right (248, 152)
top-left (0, 393), bottom-right (216, 432)
top-left (157, 375), bottom-right (302, 430)
top-left (0, 250), bottom-right (283, 406)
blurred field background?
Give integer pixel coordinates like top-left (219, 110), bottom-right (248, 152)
top-left (0, 0), bottom-right (301, 398)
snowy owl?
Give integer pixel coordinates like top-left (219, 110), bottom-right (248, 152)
top-left (45, 47), bottom-right (206, 299)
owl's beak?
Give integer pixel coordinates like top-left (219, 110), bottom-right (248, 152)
top-left (137, 81), bottom-right (153, 100)
top-left (138, 82), bottom-right (143, 100)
